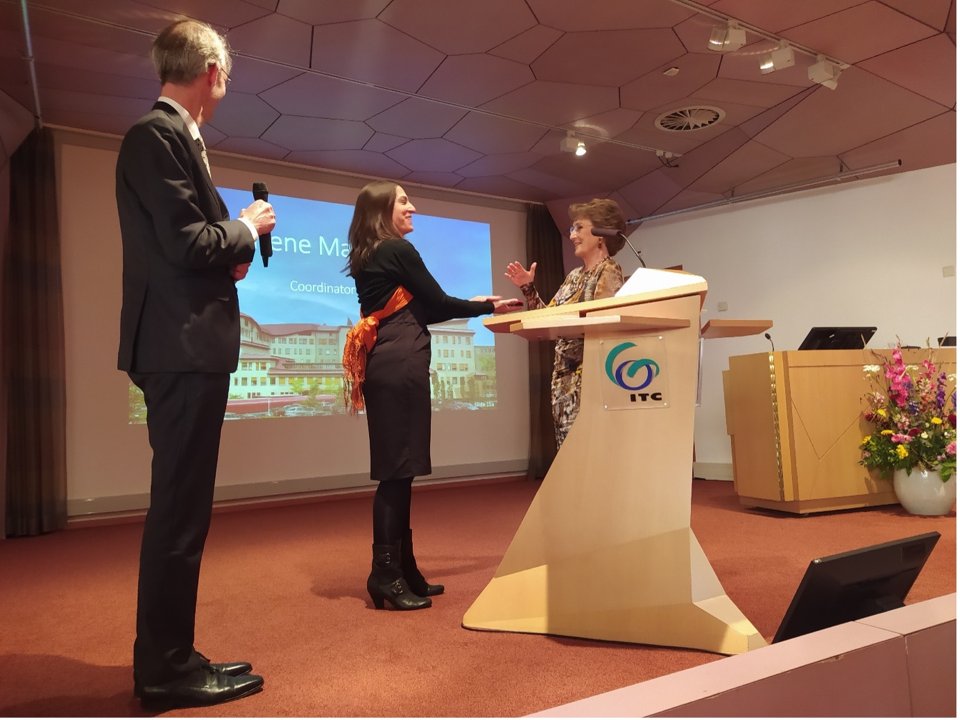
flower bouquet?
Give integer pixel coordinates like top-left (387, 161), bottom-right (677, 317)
top-left (859, 345), bottom-right (956, 481)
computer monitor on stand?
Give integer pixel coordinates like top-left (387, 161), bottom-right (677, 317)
top-left (798, 326), bottom-right (876, 350)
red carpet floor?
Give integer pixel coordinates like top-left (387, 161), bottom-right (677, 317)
top-left (0, 478), bottom-right (954, 717)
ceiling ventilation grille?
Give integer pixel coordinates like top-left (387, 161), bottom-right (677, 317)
top-left (655, 106), bottom-right (725, 132)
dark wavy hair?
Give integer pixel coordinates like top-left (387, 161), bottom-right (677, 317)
top-left (344, 180), bottom-right (401, 276)
top-left (569, 198), bottom-right (627, 256)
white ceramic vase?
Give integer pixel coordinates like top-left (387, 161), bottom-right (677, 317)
top-left (892, 467), bottom-right (957, 516)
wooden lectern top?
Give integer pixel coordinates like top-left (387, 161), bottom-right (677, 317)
top-left (507, 314), bottom-right (691, 341)
top-left (700, 319), bottom-right (773, 339)
top-left (485, 282), bottom-right (708, 334)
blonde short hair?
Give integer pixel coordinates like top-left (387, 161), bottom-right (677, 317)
top-left (152, 19), bottom-right (231, 85)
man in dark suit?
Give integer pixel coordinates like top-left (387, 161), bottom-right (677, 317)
top-left (116, 19), bottom-right (275, 710)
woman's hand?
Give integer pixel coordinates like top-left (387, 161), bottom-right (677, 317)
top-left (504, 261), bottom-right (536, 288)
top-left (491, 298), bottom-right (524, 313)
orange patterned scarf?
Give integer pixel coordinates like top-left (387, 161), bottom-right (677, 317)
top-left (342, 285), bottom-right (413, 413)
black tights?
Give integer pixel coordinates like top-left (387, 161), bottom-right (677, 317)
top-left (372, 478), bottom-right (413, 545)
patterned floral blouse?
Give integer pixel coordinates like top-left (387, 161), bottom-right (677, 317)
top-left (521, 256), bottom-right (624, 448)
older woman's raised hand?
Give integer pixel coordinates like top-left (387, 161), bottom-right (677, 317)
top-left (504, 260), bottom-right (537, 288)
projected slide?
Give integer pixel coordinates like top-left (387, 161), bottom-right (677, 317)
top-left (128, 187), bottom-right (498, 423)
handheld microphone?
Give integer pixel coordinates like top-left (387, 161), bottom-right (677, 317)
top-left (252, 182), bottom-right (273, 268)
top-left (592, 227), bottom-right (646, 268)
top-left (764, 332), bottom-right (775, 352)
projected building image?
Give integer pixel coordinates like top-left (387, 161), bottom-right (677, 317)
top-left (225, 315), bottom-right (496, 418)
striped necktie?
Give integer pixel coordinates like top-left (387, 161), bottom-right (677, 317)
top-left (195, 135), bottom-right (211, 177)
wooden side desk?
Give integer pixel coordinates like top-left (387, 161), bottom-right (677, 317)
top-left (723, 348), bottom-right (956, 514)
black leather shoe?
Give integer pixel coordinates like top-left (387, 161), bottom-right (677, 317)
top-left (211, 660), bottom-right (253, 676)
top-left (196, 651), bottom-right (253, 678)
top-left (139, 667), bottom-right (263, 709)
top-left (133, 659), bottom-right (252, 697)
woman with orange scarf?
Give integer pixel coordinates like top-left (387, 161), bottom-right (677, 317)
top-left (343, 181), bottom-right (520, 611)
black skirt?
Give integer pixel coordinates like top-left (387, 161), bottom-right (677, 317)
top-left (363, 305), bottom-right (432, 481)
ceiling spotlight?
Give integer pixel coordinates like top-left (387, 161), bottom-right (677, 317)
top-left (560, 131), bottom-right (586, 156)
top-left (759, 41), bottom-right (795, 74)
top-left (708, 21), bottom-right (746, 52)
top-left (808, 55), bottom-right (842, 90)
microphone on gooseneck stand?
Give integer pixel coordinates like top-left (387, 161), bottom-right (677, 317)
top-left (592, 227), bottom-right (646, 268)
top-left (764, 332), bottom-right (775, 352)
top-left (252, 182), bottom-right (273, 268)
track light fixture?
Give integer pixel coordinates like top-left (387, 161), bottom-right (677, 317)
top-left (707, 21), bottom-right (746, 52)
top-left (808, 55), bottom-right (842, 90)
top-left (759, 41), bottom-right (795, 74)
top-left (667, 1), bottom-right (845, 89)
top-left (560, 131), bottom-right (586, 156)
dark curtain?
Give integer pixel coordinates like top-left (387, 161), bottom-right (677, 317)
top-left (3, 127), bottom-right (67, 536)
top-left (524, 204), bottom-right (565, 479)
top-left (0, 159), bottom-right (8, 539)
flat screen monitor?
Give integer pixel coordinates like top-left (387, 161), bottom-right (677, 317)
top-left (773, 531), bottom-right (940, 643)
top-left (938, 335), bottom-right (956, 347)
top-left (798, 326), bottom-right (876, 350)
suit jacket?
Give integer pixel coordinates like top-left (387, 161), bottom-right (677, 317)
top-left (116, 102), bottom-right (255, 373)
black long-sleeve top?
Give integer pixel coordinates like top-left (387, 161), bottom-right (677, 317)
top-left (353, 237), bottom-right (493, 324)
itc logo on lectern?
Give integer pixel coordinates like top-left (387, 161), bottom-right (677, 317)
top-left (604, 342), bottom-right (664, 403)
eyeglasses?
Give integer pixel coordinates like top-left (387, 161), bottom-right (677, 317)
top-left (220, 67), bottom-right (232, 85)
top-left (569, 222), bottom-right (593, 234)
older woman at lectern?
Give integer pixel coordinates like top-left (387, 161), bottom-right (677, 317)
top-left (504, 198), bottom-right (626, 449)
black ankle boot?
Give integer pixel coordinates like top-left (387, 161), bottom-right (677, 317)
top-left (367, 543), bottom-right (431, 610)
top-left (401, 529), bottom-right (445, 597)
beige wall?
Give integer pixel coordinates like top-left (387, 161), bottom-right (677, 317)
top-left (56, 130), bottom-right (532, 514)
top-left (615, 166), bottom-right (957, 475)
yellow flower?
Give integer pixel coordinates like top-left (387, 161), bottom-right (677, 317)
top-left (896, 445), bottom-right (909, 459)
top-left (861, 436), bottom-right (872, 445)
top-left (876, 408), bottom-right (887, 418)
top-left (881, 429), bottom-right (894, 435)
top-left (932, 417), bottom-right (943, 425)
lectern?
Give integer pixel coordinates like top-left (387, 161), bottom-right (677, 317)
top-left (463, 269), bottom-right (765, 654)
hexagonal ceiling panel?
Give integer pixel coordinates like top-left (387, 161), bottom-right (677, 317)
top-left (1, 0), bottom-right (953, 218)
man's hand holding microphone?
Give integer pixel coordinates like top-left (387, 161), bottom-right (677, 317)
top-left (234, 182), bottom-right (277, 280)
